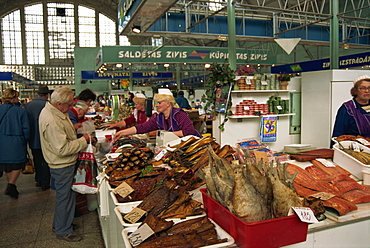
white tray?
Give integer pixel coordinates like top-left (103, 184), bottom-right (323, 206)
top-left (121, 218), bottom-right (235, 248)
top-left (325, 202), bottom-right (370, 222)
top-left (110, 191), bottom-right (142, 206)
top-left (333, 141), bottom-right (370, 179)
top-left (114, 204), bottom-right (206, 227)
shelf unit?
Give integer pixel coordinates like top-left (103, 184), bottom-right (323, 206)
top-left (229, 113), bottom-right (295, 119)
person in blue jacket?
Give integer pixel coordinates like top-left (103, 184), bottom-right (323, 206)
top-left (25, 85), bottom-right (51, 191)
top-left (332, 75), bottom-right (370, 142)
top-left (175, 90), bottom-right (192, 109)
top-left (0, 88), bottom-right (30, 199)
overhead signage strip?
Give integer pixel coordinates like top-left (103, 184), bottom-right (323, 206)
top-left (95, 46), bottom-right (275, 69)
top-left (271, 51), bottom-right (370, 74)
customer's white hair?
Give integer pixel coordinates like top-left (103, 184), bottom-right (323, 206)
top-left (73, 100), bottom-right (89, 111)
top-left (50, 87), bottom-right (74, 105)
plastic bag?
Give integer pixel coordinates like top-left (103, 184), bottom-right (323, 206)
top-left (77, 120), bottom-right (95, 135)
top-left (72, 143), bottom-right (99, 194)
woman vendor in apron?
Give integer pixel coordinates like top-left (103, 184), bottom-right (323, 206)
top-left (332, 75), bottom-right (370, 141)
top-left (114, 88), bottom-right (201, 141)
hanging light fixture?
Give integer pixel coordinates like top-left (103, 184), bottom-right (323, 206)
top-left (132, 26), bottom-right (141, 33)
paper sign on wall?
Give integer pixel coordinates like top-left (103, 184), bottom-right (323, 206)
top-left (260, 116), bottom-right (277, 142)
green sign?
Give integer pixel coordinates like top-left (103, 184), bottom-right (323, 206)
top-left (96, 46), bottom-right (276, 69)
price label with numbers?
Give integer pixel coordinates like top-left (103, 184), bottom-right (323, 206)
top-left (124, 207), bottom-right (147, 224)
top-left (292, 207), bottom-right (319, 223)
top-left (309, 192), bottom-right (335, 201)
top-left (315, 158), bottom-right (336, 167)
top-left (154, 149), bottom-right (167, 161)
top-left (114, 181), bottom-right (134, 198)
top-left (127, 223), bottom-right (154, 247)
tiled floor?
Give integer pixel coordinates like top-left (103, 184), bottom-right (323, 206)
top-left (0, 173), bottom-right (105, 248)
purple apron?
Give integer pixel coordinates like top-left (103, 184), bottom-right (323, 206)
top-left (344, 99), bottom-right (370, 137)
top-left (156, 108), bottom-right (201, 137)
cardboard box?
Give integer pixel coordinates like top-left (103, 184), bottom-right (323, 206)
top-left (200, 188), bottom-right (308, 248)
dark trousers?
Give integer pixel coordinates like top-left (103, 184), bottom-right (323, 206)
top-left (50, 164), bottom-right (76, 236)
top-left (31, 149), bottom-right (51, 188)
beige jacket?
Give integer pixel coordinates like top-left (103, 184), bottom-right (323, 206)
top-left (39, 102), bottom-right (87, 169)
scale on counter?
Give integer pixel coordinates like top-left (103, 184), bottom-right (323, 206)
top-left (155, 130), bottom-right (179, 147)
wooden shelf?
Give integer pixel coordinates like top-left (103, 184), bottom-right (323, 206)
top-left (231, 90), bottom-right (295, 93)
top-left (229, 113), bottom-right (295, 119)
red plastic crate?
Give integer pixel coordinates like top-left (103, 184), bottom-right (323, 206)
top-left (200, 188), bottom-right (308, 248)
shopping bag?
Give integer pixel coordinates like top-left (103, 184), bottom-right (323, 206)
top-left (22, 157), bottom-right (34, 174)
top-left (72, 143), bottom-right (99, 194)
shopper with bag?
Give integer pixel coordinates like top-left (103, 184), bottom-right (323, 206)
top-left (0, 88), bottom-right (30, 199)
top-left (25, 85), bottom-right (51, 190)
top-left (39, 87), bottom-right (90, 242)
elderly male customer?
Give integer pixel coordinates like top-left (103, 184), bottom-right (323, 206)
top-left (25, 85), bottom-right (51, 191)
top-left (39, 87), bottom-right (90, 242)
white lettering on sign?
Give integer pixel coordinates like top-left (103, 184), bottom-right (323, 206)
top-left (250, 53), bottom-right (268, 60)
top-left (166, 51), bottom-right (188, 58)
top-left (236, 53), bottom-right (248, 60)
top-left (209, 51), bottom-right (229, 59)
top-left (118, 50), bottom-right (161, 59)
top-left (98, 72), bottom-right (130, 77)
top-left (323, 62), bottom-right (330, 68)
top-left (122, 0), bottom-right (135, 16)
top-left (340, 56), bottom-right (370, 66)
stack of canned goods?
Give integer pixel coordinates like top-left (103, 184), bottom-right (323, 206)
top-left (233, 99), bottom-right (269, 116)
top-left (267, 96), bottom-right (290, 114)
top-left (235, 77), bottom-right (256, 90)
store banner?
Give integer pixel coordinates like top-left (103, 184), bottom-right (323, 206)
top-left (271, 51), bottom-right (370, 74)
top-left (81, 70), bottom-right (173, 80)
top-left (95, 46), bottom-right (275, 69)
top-left (260, 116), bottom-right (277, 143)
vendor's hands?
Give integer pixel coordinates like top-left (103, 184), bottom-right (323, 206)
top-left (113, 131), bottom-right (124, 143)
top-left (105, 123), bottom-right (116, 129)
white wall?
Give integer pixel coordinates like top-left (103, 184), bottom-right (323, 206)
top-left (214, 77), bottom-right (301, 152)
top-left (301, 69), bottom-right (370, 148)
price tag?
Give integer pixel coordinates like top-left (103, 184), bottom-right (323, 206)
top-left (127, 223), bottom-right (154, 247)
top-left (309, 192), bottom-right (335, 200)
top-left (246, 79), bottom-right (252, 85)
top-left (276, 105), bottom-right (283, 110)
top-left (292, 207), bottom-right (319, 223)
top-left (315, 158), bottom-right (336, 167)
top-left (154, 149), bottom-right (167, 161)
top-left (357, 138), bottom-right (370, 146)
top-left (244, 106), bottom-right (250, 111)
top-left (124, 207), bottom-right (147, 224)
top-left (114, 181), bottom-right (134, 198)
top-left (261, 80), bottom-right (268, 85)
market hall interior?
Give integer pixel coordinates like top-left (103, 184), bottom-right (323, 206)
top-left (0, 173), bottom-right (105, 247)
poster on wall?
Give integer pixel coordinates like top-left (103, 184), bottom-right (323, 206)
top-left (215, 84), bottom-right (232, 113)
top-left (260, 116), bottom-right (277, 142)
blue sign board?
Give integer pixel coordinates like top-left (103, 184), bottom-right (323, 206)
top-left (81, 71), bottom-right (173, 80)
top-left (271, 51), bottom-right (370, 74)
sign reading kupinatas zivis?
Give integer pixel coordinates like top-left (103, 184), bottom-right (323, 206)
top-left (95, 46), bottom-right (275, 68)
